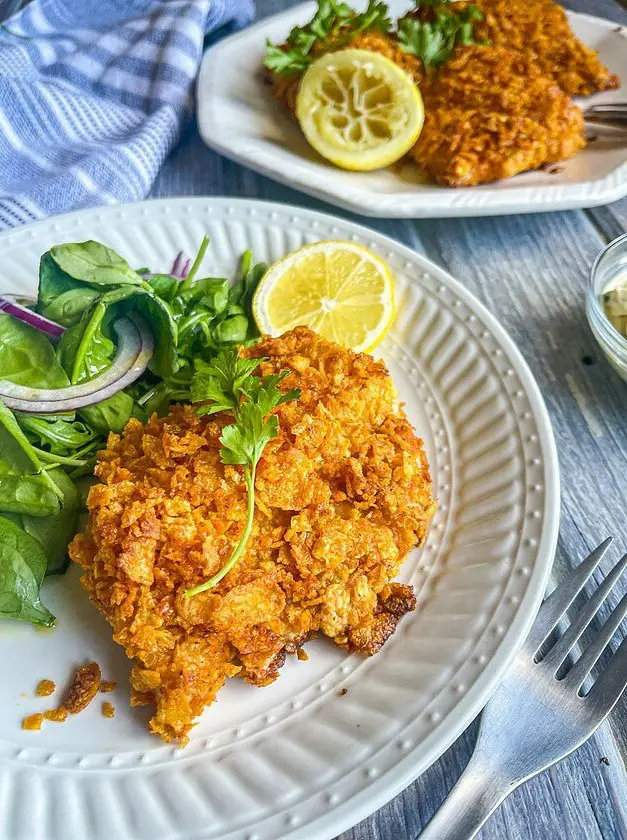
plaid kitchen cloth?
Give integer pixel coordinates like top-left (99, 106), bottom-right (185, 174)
top-left (0, 0), bottom-right (255, 230)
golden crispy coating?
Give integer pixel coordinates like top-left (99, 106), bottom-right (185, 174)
top-left (471, 0), bottom-right (619, 96)
top-left (70, 328), bottom-right (436, 745)
top-left (412, 46), bottom-right (586, 186)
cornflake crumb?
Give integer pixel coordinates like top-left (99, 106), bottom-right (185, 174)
top-left (36, 679), bottom-right (56, 697)
top-left (44, 706), bottom-right (68, 723)
top-left (339, 688), bottom-right (348, 696)
top-left (296, 649), bottom-right (308, 662)
top-left (65, 662), bottom-right (101, 714)
top-left (100, 680), bottom-right (117, 693)
top-left (102, 702), bottom-right (115, 719)
top-left (22, 713), bottom-right (44, 731)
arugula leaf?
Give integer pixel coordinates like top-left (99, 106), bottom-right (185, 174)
top-left (0, 515), bottom-right (55, 627)
top-left (398, 3), bottom-right (484, 69)
top-left (187, 348), bottom-right (300, 595)
top-left (17, 414), bottom-right (96, 458)
top-left (0, 313), bottom-right (70, 389)
top-left (0, 400), bottom-right (61, 517)
top-left (265, 0), bottom-right (392, 76)
top-left (50, 241), bottom-right (143, 288)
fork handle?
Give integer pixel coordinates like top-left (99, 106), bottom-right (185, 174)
top-left (417, 750), bottom-right (519, 840)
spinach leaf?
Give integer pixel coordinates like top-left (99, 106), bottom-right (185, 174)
top-left (213, 314), bottom-right (249, 344)
top-left (0, 515), bottom-right (55, 627)
top-left (17, 414), bottom-right (95, 457)
top-left (56, 301), bottom-right (115, 385)
top-left (0, 400), bottom-right (60, 517)
top-left (79, 391), bottom-right (134, 434)
top-left (147, 273), bottom-right (180, 303)
top-left (37, 251), bottom-right (82, 315)
top-left (179, 277), bottom-right (229, 314)
top-left (18, 468), bottom-right (80, 576)
top-left (57, 287), bottom-right (178, 383)
top-left (0, 314), bottom-right (70, 389)
top-left (50, 241), bottom-right (143, 288)
top-left (41, 287), bottom-right (101, 328)
top-left (116, 291), bottom-right (178, 379)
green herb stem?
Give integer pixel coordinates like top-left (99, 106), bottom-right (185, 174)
top-left (185, 463), bottom-right (256, 596)
top-left (180, 235), bottom-right (210, 294)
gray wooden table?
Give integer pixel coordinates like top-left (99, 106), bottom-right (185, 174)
top-left (151, 1), bottom-right (627, 836)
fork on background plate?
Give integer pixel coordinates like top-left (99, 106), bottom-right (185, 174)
top-left (583, 103), bottom-right (627, 127)
top-left (418, 538), bottom-right (627, 840)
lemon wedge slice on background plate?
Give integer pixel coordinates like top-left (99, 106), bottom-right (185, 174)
top-left (296, 48), bottom-right (424, 172)
top-left (252, 240), bottom-right (396, 353)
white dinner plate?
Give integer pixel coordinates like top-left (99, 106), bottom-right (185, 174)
top-left (0, 197), bottom-right (559, 840)
top-left (197, 2), bottom-right (627, 218)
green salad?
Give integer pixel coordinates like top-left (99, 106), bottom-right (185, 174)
top-left (0, 237), bottom-right (266, 628)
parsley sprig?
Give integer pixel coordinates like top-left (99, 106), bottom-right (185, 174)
top-left (265, 0), bottom-right (392, 76)
top-left (186, 348), bottom-right (300, 596)
top-left (398, 1), bottom-right (485, 70)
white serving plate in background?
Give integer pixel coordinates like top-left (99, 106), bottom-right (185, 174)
top-left (0, 197), bottom-right (559, 840)
top-left (197, 2), bottom-right (627, 218)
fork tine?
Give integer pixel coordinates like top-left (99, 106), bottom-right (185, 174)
top-left (587, 633), bottom-right (627, 716)
top-left (541, 551), bottom-right (627, 673)
top-left (566, 588), bottom-right (627, 691)
top-left (526, 538), bottom-right (613, 655)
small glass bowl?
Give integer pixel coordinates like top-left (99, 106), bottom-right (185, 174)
top-left (587, 231), bottom-right (627, 382)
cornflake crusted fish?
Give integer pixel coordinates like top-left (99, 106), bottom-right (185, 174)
top-left (70, 328), bottom-right (437, 745)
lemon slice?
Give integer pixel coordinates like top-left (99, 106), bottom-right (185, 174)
top-left (296, 48), bottom-right (424, 172)
top-left (252, 240), bottom-right (395, 353)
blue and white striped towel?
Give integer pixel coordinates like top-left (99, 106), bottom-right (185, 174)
top-left (0, 0), bottom-right (255, 230)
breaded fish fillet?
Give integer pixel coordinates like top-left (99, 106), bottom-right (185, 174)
top-left (470, 0), bottom-right (620, 96)
top-left (411, 46), bottom-right (586, 186)
top-left (70, 328), bottom-right (436, 744)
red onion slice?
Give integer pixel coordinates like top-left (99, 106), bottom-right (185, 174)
top-left (0, 295), bottom-right (66, 341)
top-left (0, 315), bottom-right (154, 413)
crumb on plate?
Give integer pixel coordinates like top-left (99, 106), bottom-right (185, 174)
top-left (44, 706), bottom-right (68, 723)
top-left (22, 713), bottom-right (44, 731)
top-left (102, 702), bottom-right (115, 718)
top-left (100, 680), bottom-right (117, 693)
top-left (64, 662), bottom-right (101, 715)
top-left (296, 648), bottom-right (308, 662)
top-left (36, 679), bottom-right (56, 697)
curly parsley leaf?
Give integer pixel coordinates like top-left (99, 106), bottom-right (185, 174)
top-left (265, 0), bottom-right (392, 76)
top-left (187, 347), bottom-right (300, 595)
top-left (191, 349), bottom-right (262, 415)
top-left (398, 3), bottom-right (484, 70)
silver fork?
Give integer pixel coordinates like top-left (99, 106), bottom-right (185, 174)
top-left (583, 103), bottom-right (627, 127)
top-left (419, 538), bottom-right (627, 840)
